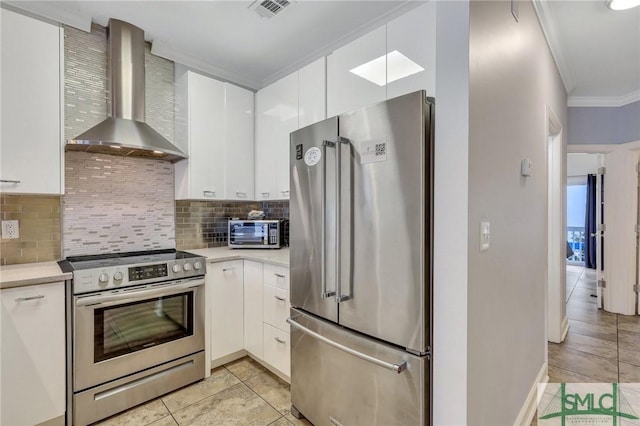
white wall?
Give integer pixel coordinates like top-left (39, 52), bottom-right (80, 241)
top-left (467, 1), bottom-right (567, 424)
top-left (433, 2), bottom-right (470, 425)
top-left (567, 153), bottom-right (599, 177)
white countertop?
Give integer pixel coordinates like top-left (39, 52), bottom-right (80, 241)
top-left (0, 261), bottom-right (71, 289)
top-left (185, 247), bottom-right (289, 267)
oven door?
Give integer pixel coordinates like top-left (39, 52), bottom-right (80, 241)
top-left (73, 277), bottom-right (204, 391)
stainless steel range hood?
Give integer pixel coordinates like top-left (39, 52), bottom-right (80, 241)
top-left (67, 19), bottom-right (187, 163)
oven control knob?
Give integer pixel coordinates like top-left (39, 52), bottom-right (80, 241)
top-left (98, 273), bottom-right (109, 284)
top-left (183, 263), bottom-right (193, 271)
top-left (113, 271), bottom-right (124, 281)
top-left (172, 264), bottom-right (182, 273)
top-left (193, 261), bottom-right (202, 271)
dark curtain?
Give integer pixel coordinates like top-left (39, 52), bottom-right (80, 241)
top-left (584, 174), bottom-right (597, 269)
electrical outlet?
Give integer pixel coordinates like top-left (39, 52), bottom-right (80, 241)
top-left (1, 220), bottom-right (19, 239)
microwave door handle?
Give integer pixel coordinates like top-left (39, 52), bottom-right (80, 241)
top-left (75, 279), bottom-right (204, 307)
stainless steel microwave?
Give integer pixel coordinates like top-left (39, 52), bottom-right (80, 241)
top-left (228, 220), bottom-right (283, 249)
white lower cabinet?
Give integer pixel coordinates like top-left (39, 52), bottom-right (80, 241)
top-left (208, 259), bottom-right (290, 379)
top-left (1, 281), bottom-right (65, 426)
top-left (263, 323), bottom-right (291, 377)
top-left (263, 284), bottom-right (289, 331)
top-left (243, 260), bottom-right (264, 358)
top-left (208, 261), bottom-right (244, 362)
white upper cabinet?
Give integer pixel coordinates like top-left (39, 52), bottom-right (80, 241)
top-left (255, 58), bottom-right (326, 201)
top-left (175, 70), bottom-right (254, 200)
top-left (225, 83), bottom-right (255, 200)
top-left (1, 9), bottom-right (62, 195)
top-left (255, 72), bottom-right (298, 200)
top-left (386, 2), bottom-right (436, 99)
top-left (298, 57), bottom-right (326, 129)
top-left (327, 26), bottom-right (387, 117)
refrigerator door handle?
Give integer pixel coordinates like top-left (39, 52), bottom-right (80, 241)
top-left (287, 317), bottom-right (407, 374)
top-left (336, 136), bottom-right (352, 303)
top-left (321, 140), bottom-right (336, 299)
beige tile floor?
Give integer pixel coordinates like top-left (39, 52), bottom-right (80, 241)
top-left (548, 265), bottom-right (640, 383)
top-left (94, 357), bottom-right (312, 426)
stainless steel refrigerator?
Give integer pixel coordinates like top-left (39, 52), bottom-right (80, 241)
top-left (288, 90), bottom-right (434, 426)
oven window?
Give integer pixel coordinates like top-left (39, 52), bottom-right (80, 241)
top-left (94, 292), bottom-right (194, 363)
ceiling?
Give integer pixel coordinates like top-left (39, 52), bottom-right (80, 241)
top-left (9, 0), bottom-right (420, 90)
top-left (533, 0), bottom-right (640, 106)
top-left (7, 0), bottom-right (640, 105)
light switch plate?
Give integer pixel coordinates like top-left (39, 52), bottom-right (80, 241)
top-left (480, 221), bottom-right (490, 251)
top-left (1, 220), bottom-right (19, 239)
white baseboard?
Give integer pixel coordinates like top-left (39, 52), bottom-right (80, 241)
top-left (210, 350), bottom-right (247, 369)
top-left (514, 362), bottom-right (549, 426)
top-left (560, 315), bottom-right (569, 341)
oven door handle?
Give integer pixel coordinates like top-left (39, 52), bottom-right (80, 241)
top-left (75, 279), bottom-right (204, 307)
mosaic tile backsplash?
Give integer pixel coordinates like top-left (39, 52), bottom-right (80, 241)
top-left (64, 23), bottom-right (175, 143)
top-left (0, 195), bottom-right (62, 265)
top-left (63, 152), bottom-right (175, 257)
top-left (176, 200), bottom-right (289, 249)
top-left (61, 23), bottom-right (177, 257)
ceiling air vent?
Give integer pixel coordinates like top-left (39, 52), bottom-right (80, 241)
top-left (249, 0), bottom-right (291, 18)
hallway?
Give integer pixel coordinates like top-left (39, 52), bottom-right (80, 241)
top-left (548, 265), bottom-right (640, 382)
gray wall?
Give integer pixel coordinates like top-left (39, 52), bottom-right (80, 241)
top-left (467, 1), bottom-right (567, 424)
top-left (568, 101), bottom-right (640, 145)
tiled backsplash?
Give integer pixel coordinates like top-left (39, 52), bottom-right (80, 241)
top-left (0, 195), bottom-right (62, 265)
top-left (64, 24), bottom-right (175, 142)
top-left (63, 152), bottom-right (175, 257)
top-left (62, 23), bottom-right (177, 257)
top-left (176, 200), bottom-right (289, 249)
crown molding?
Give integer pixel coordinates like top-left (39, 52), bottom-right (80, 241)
top-left (568, 90), bottom-right (640, 107)
top-left (532, 0), bottom-right (574, 94)
top-left (3, 1), bottom-right (91, 32)
top-left (151, 40), bottom-right (261, 90)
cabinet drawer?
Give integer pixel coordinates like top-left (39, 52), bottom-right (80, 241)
top-left (263, 264), bottom-right (289, 289)
top-left (263, 323), bottom-right (290, 377)
top-left (263, 284), bottom-right (289, 331)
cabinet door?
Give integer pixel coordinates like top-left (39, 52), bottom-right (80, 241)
top-left (225, 83), bottom-right (255, 200)
top-left (208, 261), bottom-right (244, 360)
top-left (1, 282), bottom-right (65, 426)
top-left (255, 72), bottom-right (298, 200)
top-left (1, 9), bottom-right (61, 195)
top-left (188, 72), bottom-right (226, 199)
top-left (243, 260), bottom-right (263, 358)
top-left (298, 57), bottom-right (326, 129)
top-left (327, 26), bottom-right (387, 117)
top-left (386, 2), bottom-right (436, 99)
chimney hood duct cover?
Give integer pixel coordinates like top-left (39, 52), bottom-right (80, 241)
top-left (67, 19), bottom-right (187, 163)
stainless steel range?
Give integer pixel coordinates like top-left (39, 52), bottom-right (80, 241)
top-left (59, 249), bottom-right (206, 426)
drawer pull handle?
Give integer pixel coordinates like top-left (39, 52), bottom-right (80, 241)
top-left (261, 192), bottom-right (270, 197)
top-left (274, 295), bottom-right (286, 302)
top-left (281, 190), bottom-right (290, 195)
top-left (236, 191), bottom-right (247, 197)
top-left (274, 337), bottom-right (286, 344)
top-left (222, 268), bottom-right (235, 272)
top-left (15, 295), bottom-right (45, 302)
top-left (274, 273), bottom-right (286, 278)
top-left (203, 190), bottom-right (216, 196)
top-left (1, 179), bottom-right (21, 184)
